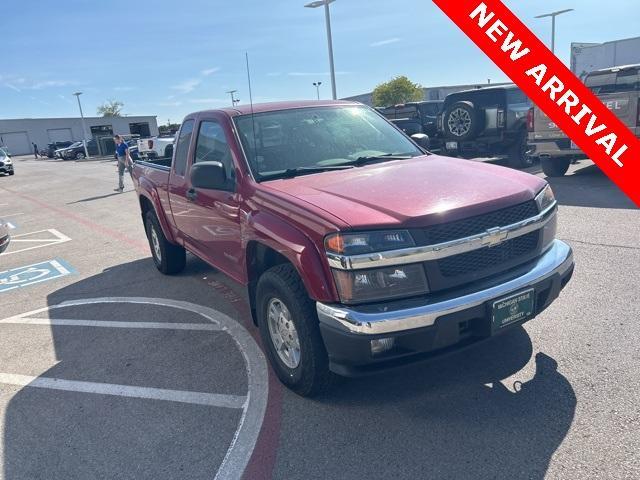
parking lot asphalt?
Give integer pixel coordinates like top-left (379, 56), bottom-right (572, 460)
top-left (0, 155), bottom-right (638, 479)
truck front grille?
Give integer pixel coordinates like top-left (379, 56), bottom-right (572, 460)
top-left (437, 231), bottom-right (539, 277)
top-left (421, 200), bottom-right (538, 245)
top-left (414, 200), bottom-right (543, 292)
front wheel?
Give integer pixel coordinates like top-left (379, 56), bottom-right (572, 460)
top-left (75, 152), bottom-right (85, 160)
top-left (256, 264), bottom-right (331, 397)
top-left (144, 210), bottom-right (186, 274)
top-left (541, 157), bottom-right (571, 177)
top-left (8, 171), bottom-right (14, 176)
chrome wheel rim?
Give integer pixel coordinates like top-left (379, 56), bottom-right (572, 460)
top-left (151, 227), bottom-right (162, 262)
top-left (448, 108), bottom-right (472, 137)
top-left (267, 298), bottom-right (301, 369)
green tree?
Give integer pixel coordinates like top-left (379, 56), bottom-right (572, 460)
top-left (371, 76), bottom-right (424, 107)
top-left (97, 99), bottom-right (124, 117)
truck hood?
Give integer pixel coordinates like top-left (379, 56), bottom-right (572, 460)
top-left (262, 155), bottom-right (546, 228)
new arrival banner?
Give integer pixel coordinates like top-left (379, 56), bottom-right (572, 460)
top-left (433, 0), bottom-right (640, 207)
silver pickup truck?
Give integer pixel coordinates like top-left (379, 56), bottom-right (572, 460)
top-left (529, 64), bottom-right (640, 177)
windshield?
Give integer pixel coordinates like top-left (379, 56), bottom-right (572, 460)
top-left (234, 106), bottom-right (423, 180)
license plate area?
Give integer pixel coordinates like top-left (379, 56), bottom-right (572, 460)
top-left (446, 141), bottom-right (458, 150)
top-left (492, 289), bottom-right (535, 330)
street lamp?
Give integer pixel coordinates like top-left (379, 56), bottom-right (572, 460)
top-left (72, 92), bottom-right (90, 158)
top-left (226, 90), bottom-right (240, 106)
top-left (535, 8), bottom-right (574, 54)
top-left (313, 81), bottom-right (322, 100)
top-left (305, 0), bottom-right (337, 100)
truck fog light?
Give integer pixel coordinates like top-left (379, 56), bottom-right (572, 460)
top-left (371, 337), bottom-right (395, 355)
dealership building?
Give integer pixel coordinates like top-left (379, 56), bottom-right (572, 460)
top-left (0, 115), bottom-right (159, 155)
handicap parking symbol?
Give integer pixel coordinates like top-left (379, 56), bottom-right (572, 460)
top-left (0, 259), bottom-right (75, 293)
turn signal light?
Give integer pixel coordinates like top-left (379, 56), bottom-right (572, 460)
top-left (527, 107), bottom-right (535, 132)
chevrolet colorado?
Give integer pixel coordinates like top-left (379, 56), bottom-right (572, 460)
top-left (132, 100), bottom-right (574, 396)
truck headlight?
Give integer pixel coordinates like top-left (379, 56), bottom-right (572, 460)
top-left (325, 230), bottom-right (414, 255)
top-left (332, 263), bottom-right (429, 304)
top-left (535, 184), bottom-right (555, 212)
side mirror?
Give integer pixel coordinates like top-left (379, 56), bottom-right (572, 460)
top-left (411, 133), bottom-right (431, 150)
top-left (190, 161), bottom-right (227, 190)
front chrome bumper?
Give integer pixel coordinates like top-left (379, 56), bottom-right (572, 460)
top-left (317, 239), bottom-right (573, 335)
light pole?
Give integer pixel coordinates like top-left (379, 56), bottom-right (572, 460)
top-left (227, 90), bottom-right (240, 106)
top-left (72, 92), bottom-right (90, 158)
top-left (535, 8), bottom-right (574, 54)
top-left (313, 81), bottom-right (322, 100)
top-left (305, 0), bottom-right (337, 100)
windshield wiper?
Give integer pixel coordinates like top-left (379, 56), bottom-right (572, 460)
top-left (258, 165), bottom-right (353, 181)
top-left (349, 153), bottom-right (415, 166)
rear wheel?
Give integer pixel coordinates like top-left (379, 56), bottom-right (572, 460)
top-left (144, 210), bottom-right (186, 274)
top-left (75, 152), bottom-right (85, 160)
top-left (541, 157), bottom-right (571, 177)
top-left (256, 264), bottom-right (331, 397)
top-left (507, 134), bottom-right (533, 169)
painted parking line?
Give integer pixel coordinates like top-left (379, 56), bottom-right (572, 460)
top-left (2, 297), bottom-right (268, 480)
top-left (0, 259), bottom-right (75, 293)
top-left (7, 221), bottom-right (17, 229)
top-left (0, 317), bottom-right (223, 331)
top-left (1, 229), bottom-right (71, 256)
top-left (0, 373), bottom-right (246, 409)
top-left (1, 212), bottom-right (24, 219)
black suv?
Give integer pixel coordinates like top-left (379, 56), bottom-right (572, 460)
top-left (378, 101), bottom-right (444, 148)
top-left (437, 85), bottom-right (533, 168)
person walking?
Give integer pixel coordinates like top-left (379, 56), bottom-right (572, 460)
top-left (32, 143), bottom-right (39, 159)
top-left (114, 135), bottom-right (132, 193)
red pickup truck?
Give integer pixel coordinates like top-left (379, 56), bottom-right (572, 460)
top-left (133, 100), bottom-right (574, 396)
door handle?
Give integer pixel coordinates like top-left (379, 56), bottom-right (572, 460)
top-left (186, 188), bottom-right (197, 202)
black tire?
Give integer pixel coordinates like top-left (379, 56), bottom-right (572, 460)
top-left (256, 264), bottom-right (331, 397)
top-left (75, 152), bottom-right (85, 160)
top-left (144, 210), bottom-right (186, 274)
top-left (443, 101), bottom-right (482, 141)
top-left (541, 157), bottom-right (571, 177)
top-left (507, 133), bottom-right (533, 169)
top-left (8, 171), bottom-right (14, 176)
top-left (164, 144), bottom-right (174, 159)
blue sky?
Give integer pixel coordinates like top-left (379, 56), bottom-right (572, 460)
top-left (2, 0), bottom-right (638, 123)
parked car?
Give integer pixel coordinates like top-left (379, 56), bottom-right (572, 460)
top-left (529, 63), bottom-right (640, 177)
top-left (132, 101), bottom-right (574, 396)
top-left (437, 85), bottom-right (533, 168)
top-left (0, 148), bottom-right (14, 176)
top-left (46, 141), bottom-right (73, 158)
top-left (136, 136), bottom-right (175, 160)
top-left (60, 140), bottom-right (99, 160)
top-left (0, 218), bottom-right (10, 253)
top-left (378, 101), bottom-right (444, 149)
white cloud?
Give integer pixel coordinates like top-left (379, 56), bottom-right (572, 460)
top-left (187, 98), bottom-right (225, 104)
top-left (4, 83), bottom-right (21, 92)
top-left (370, 37), bottom-right (401, 47)
top-left (288, 71), bottom-right (351, 76)
top-left (201, 67), bottom-right (220, 76)
top-left (171, 78), bottom-right (201, 94)
top-left (157, 101), bottom-right (183, 107)
top-left (114, 86), bottom-right (136, 92)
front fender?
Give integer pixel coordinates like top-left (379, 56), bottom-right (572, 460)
top-left (244, 210), bottom-right (337, 303)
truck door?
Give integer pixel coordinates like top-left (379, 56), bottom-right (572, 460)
top-left (168, 118), bottom-right (196, 242)
top-left (181, 116), bottom-right (243, 281)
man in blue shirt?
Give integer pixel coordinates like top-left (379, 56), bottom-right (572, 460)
top-left (114, 135), bottom-right (132, 192)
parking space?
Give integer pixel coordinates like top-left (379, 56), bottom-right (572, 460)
top-left (1, 158), bottom-right (639, 479)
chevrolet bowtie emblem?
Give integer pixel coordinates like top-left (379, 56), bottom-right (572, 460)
top-left (482, 227), bottom-right (509, 247)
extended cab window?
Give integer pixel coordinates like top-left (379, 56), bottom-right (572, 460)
top-left (194, 120), bottom-right (235, 190)
top-left (173, 119), bottom-right (194, 176)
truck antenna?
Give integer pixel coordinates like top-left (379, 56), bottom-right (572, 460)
top-left (245, 52), bottom-right (259, 172)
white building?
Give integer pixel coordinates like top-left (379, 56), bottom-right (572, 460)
top-left (0, 115), bottom-right (158, 155)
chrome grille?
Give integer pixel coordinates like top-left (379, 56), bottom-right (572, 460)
top-left (437, 231), bottom-right (539, 277)
top-left (422, 201), bottom-right (538, 245)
